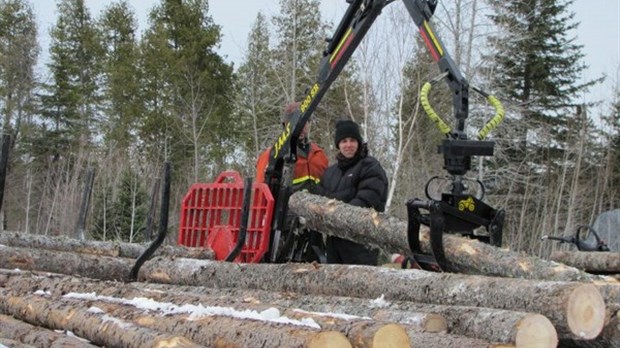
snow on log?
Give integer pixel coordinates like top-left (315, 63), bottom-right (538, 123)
top-left (0, 290), bottom-right (203, 348)
top-left (2, 270), bottom-right (557, 347)
top-left (288, 191), bottom-right (604, 282)
top-left (0, 230), bottom-right (213, 259)
top-left (136, 257), bottom-right (606, 341)
top-left (1, 270), bottom-right (504, 348)
top-left (550, 251), bottom-right (620, 274)
top-left (0, 313), bottom-right (99, 347)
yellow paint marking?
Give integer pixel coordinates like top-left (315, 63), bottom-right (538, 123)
top-left (423, 21), bottom-right (444, 56)
top-left (329, 27), bottom-right (353, 63)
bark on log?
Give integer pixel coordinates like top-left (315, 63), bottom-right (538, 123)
top-left (0, 290), bottom-right (203, 348)
top-left (550, 251), bottom-right (620, 274)
top-left (137, 257), bottom-right (605, 341)
top-left (0, 230), bottom-right (213, 259)
top-left (2, 270), bottom-right (548, 347)
top-left (0, 338), bottom-right (37, 348)
top-left (0, 313), bottom-right (99, 348)
top-left (288, 191), bottom-right (606, 282)
top-left (0, 245), bottom-right (133, 281)
top-left (2, 269), bottom-right (446, 334)
top-left (24, 293), bottom-right (354, 348)
top-left (42, 294), bottom-right (507, 348)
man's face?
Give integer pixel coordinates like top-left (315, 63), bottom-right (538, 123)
top-left (338, 137), bottom-right (359, 159)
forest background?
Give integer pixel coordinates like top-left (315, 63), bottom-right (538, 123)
top-left (1, 0), bottom-right (618, 257)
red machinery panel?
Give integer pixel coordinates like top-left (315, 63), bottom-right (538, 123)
top-left (178, 171), bottom-right (274, 263)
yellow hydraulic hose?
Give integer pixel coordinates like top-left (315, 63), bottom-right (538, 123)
top-left (420, 81), bottom-right (451, 135)
top-left (477, 94), bottom-right (504, 140)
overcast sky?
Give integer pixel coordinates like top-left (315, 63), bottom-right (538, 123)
top-left (31, 0), bottom-right (620, 108)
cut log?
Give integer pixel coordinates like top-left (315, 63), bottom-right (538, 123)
top-left (18, 292), bottom-right (354, 348)
top-left (550, 251), bottom-right (620, 274)
top-left (136, 257), bottom-right (605, 341)
top-left (0, 230), bottom-right (213, 259)
top-left (0, 245), bottom-right (133, 281)
top-left (0, 338), bottom-right (37, 348)
top-left (60, 292), bottom-right (506, 348)
top-left (0, 290), bottom-right (203, 348)
top-left (288, 191), bottom-right (606, 282)
top-left (0, 244), bottom-right (605, 343)
top-left (0, 313), bottom-right (99, 348)
top-left (2, 270), bottom-right (541, 347)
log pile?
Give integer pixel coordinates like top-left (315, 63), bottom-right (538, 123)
top-left (1, 192), bottom-right (619, 348)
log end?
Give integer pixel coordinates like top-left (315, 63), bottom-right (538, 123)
top-left (307, 331), bottom-right (352, 348)
top-left (424, 313), bottom-right (448, 333)
top-left (567, 283), bottom-right (606, 339)
top-left (514, 313), bottom-right (558, 348)
top-left (153, 336), bottom-right (201, 348)
top-left (373, 323), bottom-right (410, 348)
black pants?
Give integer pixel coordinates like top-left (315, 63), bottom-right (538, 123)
top-left (326, 236), bottom-right (379, 265)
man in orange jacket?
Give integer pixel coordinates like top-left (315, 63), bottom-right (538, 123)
top-left (256, 102), bottom-right (328, 263)
top-left (255, 102), bottom-right (328, 193)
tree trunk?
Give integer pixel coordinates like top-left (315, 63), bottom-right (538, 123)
top-left (0, 313), bottom-right (100, 348)
top-left (0, 230), bottom-right (213, 259)
top-left (550, 251), bottom-right (620, 274)
top-left (0, 243), bottom-right (609, 342)
top-left (0, 245), bottom-right (133, 281)
top-left (288, 192), bottom-right (602, 282)
top-left (134, 257), bottom-right (606, 341)
top-left (0, 290), bottom-right (203, 348)
top-left (1, 269), bottom-right (563, 347)
top-left (1, 270), bottom-right (508, 348)
top-left (0, 338), bottom-right (37, 348)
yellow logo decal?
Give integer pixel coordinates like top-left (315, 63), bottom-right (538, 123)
top-left (300, 83), bottom-right (320, 113)
top-left (458, 197), bottom-right (475, 212)
top-left (273, 122), bottom-right (291, 159)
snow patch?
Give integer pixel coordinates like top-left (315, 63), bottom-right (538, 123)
top-left (33, 290), bottom-right (51, 296)
top-left (293, 308), bottom-right (371, 321)
top-left (370, 294), bottom-right (390, 308)
top-left (87, 307), bottom-right (105, 314)
top-left (63, 292), bottom-right (321, 329)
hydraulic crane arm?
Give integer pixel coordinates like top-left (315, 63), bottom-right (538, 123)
top-left (264, 0), bottom-right (504, 265)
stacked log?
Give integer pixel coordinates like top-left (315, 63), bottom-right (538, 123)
top-left (2, 270), bottom-right (565, 347)
top-left (0, 230), bottom-right (213, 259)
top-left (550, 251), bottom-right (620, 274)
top-left (0, 313), bottom-right (100, 348)
top-left (288, 191), bottom-right (606, 282)
top-left (1, 189), bottom-right (619, 348)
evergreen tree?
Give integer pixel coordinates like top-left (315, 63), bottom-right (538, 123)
top-left (235, 12), bottom-right (280, 160)
top-left (139, 0), bottom-right (234, 181)
top-left (97, 0), bottom-right (141, 154)
top-left (486, 0), bottom-right (595, 168)
top-left (39, 0), bottom-right (102, 160)
top-left (91, 167), bottom-right (147, 242)
top-left (0, 0), bottom-right (38, 139)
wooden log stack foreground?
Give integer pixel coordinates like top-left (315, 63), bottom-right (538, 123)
top-left (1, 192), bottom-right (619, 348)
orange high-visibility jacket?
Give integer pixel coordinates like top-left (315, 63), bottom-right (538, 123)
top-left (255, 143), bottom-right (328, 186)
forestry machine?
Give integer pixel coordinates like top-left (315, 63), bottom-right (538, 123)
top-left (263, 0), bottom-right (505, 271)
top-left (169, 0), bottom-right (506, 272)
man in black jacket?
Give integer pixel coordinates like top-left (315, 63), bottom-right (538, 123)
top-left (317, 119), bottom-right (388, 265)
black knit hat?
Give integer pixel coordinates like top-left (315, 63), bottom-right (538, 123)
top-left (334, 119), bottom-right (363, 148)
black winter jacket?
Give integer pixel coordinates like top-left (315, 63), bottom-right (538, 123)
top-left (318, 151), bottom-right (388, 212)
